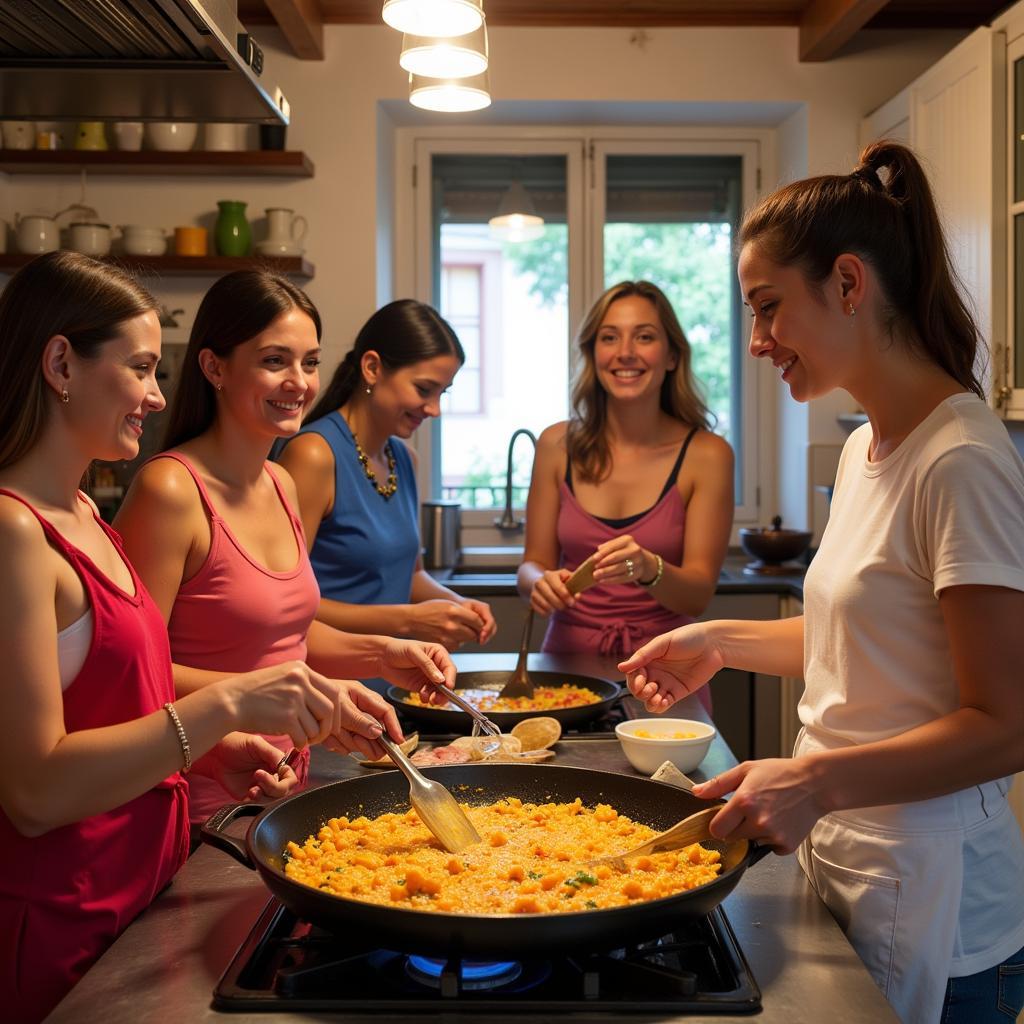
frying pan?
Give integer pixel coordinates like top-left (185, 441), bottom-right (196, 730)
top-left (386, 671), bottom-right (622, 731)
top-left (202, 763), bottom-right (769, 958)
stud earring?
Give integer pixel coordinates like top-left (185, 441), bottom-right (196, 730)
top-left (60, 388), bottom-right (69, 404)
top-left (847, 303), bottom-right (856, 317)
top-left (215, 383), bottom-right (223, 392)
top-left (365, 385), bottom-right (373, 396)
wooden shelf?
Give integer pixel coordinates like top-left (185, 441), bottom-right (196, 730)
top-left (0, 149), bottom-right (314, 177)
top-left (0, 252), bottom-right (314, 280)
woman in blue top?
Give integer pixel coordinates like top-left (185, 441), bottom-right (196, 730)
top-left (278, 300), bottom-right (495, 652)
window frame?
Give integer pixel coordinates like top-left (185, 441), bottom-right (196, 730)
top-left (393, 125), bottom-right (776, 545)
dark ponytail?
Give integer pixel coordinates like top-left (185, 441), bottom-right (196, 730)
top-left (304, 299), bottom-right (464, 425)
top-left (740, 140), bottom-right (984, 398)
top-left (162, 269), bottom-right (321, 450)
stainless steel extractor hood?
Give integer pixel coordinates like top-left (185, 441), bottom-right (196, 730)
top-left (0, 0), bottom-right (289, 124)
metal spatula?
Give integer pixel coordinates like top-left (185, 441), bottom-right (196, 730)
top-left (379, 736), bottom-right (481, 853)
top-left (498, 608), bottom-right (535, 700)
top-left (585, 805), bottom-right (720, 871)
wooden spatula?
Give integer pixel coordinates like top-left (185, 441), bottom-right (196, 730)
top-left (585, 805), bottom-right (720, 870)
top-left (566, 555), bottom-right (598, 596)
top-left (379, 736), bottom-right (481, 853)
top-left (497, 608), bottom-right (535, 700)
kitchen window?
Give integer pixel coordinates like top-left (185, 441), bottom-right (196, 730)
top-left (398, 129), bottom-right (766, 541)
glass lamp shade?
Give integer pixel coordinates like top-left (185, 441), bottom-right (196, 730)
top-left (382, 0), bottom-right (483, 37)
top-left (400, 23), bottom-right (488, 78)
top-left (409, 71), bottom-right (491, 112)
top-left (488, 181), bottom-right (545, 241)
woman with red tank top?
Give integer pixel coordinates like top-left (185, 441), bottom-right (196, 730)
top-left (115, 271), bottom-right (459, 823)
top-left (519, 281), bottom-right (734, 701)
top-left (0, 253), bottom-right (398, 1022)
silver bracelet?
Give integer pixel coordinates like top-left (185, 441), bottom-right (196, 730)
top-left (639, 553), bottom-right (665, 589)
top-left (163, 702), bottom-right (192, 773)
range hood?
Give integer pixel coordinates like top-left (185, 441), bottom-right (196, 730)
top-left (0, 0), bottom-right (288, 124)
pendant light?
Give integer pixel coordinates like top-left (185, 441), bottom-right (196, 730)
top-left (488, 181), bottom-right (545, 242)
top-left (382, 0), bottom-right (483, 37)
top-left (400, 20), bottom-right (488, 79)
top-left (409, 70), bottom-right (491, 112)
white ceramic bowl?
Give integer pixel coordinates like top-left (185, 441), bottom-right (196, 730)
top-left (615, 718), bottom-right (716, 775)
top-left (146, 122), bottom-right (197, 152)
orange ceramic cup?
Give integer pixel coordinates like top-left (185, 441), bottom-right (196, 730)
top-left (174, 226), bottom-right (207, 256)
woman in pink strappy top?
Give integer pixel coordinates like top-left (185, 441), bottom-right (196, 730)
top-left (0, 253), bottom-right (380, 1022)
top-left (116, 271), bottom-right (458, 823)
top-left (518, 281), bottom-right (734, 693)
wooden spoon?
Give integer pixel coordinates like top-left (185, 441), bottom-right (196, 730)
top-left (497, 607), bottom-right (535, 700)
top-left (585, 805), bottom-right (720, 870)
top-left (566, 554), bottom-right (598, 596)
top-left (378, 736), bottom-right (481, 853)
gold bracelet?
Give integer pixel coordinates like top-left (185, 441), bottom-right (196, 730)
top-left (639, 553), bottom-right (665, 588)
top-left (163, 702), bottom-right (192, 773)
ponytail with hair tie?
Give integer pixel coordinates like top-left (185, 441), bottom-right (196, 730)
top-left (852, 165), bottom-right (884, 192)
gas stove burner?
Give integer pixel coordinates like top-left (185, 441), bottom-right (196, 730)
top-left (406, 955), bottom-right (523, 991)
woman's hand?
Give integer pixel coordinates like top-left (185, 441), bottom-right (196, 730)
top-left (592, 534), bottom-right (655, 586)
top-left (460, 598), bottom-right (497, 644)
top-left (407, 599), bottom-right (485, 649)
top-left (530, 568), bottom-right (575, 615)
top-left (192, 732), bottom-right (300, 802)
top-left (617, 624), bottom-right (724, 712)
top-left (690, 757), bottom-right (830, 855)
top-left (378, 638), bottom-right (457, 704)
top-left (319, 680), bottom-right (405, 761)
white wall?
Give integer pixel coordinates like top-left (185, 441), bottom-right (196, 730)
top-left (0, 24), bottom-right (964, 522)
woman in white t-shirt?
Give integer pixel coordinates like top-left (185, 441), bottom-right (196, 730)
top-left (619, 141), bottom-right (1024, 1024)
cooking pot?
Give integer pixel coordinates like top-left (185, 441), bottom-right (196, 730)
top-left (738, 515), bottom-right (811, 565)
top-left (202, 763), bottom-right (770, 957)
top-left (68, 221), bottom-right (112, 256)
top-left (387, 670), bottom-right (622, 731)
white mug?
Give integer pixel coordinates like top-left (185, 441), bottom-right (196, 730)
top-left (68, 222), bottom-right (112, 257)
top-left (264, 207), bottom-right (308, 249)
top-left (112, 122), bottom-right (144, 151)
top-left (15, 214), bottom-right (59, 254)
top-left (203, 123), bottom-right (244, 152)
top-left (2, 121), bottom-right (35, 150)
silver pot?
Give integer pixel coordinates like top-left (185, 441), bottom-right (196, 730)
top-left (420, 500), bottom-right (461, 570)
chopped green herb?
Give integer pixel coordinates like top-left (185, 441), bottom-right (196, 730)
top-left (585, 899), bottom-right (598, 909)
top-left (527, 870), bottom-right (543, 880)
top-left (565, 870), bottom-right (598, 888)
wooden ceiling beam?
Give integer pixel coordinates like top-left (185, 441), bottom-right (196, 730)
top-left (264, 0), bottom-right (325, 59)
top-left (799, 0), bottom-right (890, 62)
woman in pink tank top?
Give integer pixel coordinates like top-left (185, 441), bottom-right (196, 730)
top-left (0, 253), bottom-right (384, 1022)
top-left (116, 271), bottom-right (459, 822)
top-left (519, 282), bottom-right (734, 698)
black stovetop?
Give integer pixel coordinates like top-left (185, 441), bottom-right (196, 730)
top-left (214, 897), bottom-right (761, 1014)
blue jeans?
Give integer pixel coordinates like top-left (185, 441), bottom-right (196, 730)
top-left (941, 943), bottom-right (1024, 1023)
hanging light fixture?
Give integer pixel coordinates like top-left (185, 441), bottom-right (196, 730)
top-left (382, 0), bottom-right (483, 37)
top-left (488, 181), bottom-right (545, 242)
top-left (400, 20), bottom-right (488, 79)
top-left (409, 70), bottom-right (491, 112)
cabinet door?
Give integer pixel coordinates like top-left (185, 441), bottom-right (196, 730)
top-left (1004, 34), bottom-right (1024, 417)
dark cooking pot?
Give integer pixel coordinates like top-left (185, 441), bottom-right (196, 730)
top-left (386, 672), bottom-right (622, 731)
top-left (202, 763), bottom-right (770, 958)
top-left (739, 514), bottom-right (811, 565)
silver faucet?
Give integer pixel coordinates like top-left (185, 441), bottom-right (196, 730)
top-left (494, 428), bottom-right (537, 532)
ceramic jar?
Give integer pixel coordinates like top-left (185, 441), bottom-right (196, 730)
top-left (146, 122), bottom-right (197, 152)
top-left (214, 200), bottom-right (251, 257)
top-left (15, 214), bottom-right (59, 254)
top-left (112, 122), bottom-right (144, 151)
top-left (122, 225), bottom-right (168, 256)
top-left (68, 222), bottom-right (112, 256)
top-left (174, 226), bottom-right (207, 256)
top-left (74, 122), bottom-right (108, 151)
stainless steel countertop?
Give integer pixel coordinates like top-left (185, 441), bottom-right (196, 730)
top-left (45, 653), bottom-right (894, 1024)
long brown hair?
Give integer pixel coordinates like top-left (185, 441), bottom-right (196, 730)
top-left (162, 269), bottom-right (322, 449)
top-left (304, 299), bottom-right (464, 425)
top-left (567, 280), bottom-right (710, 483)
top-left (0, 251), bottom-right (158, 470)
top-left (740, 140), bottom-right (984, 397)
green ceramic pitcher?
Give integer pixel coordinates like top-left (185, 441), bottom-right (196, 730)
top-left (214, 200), bottom-right (251, 257)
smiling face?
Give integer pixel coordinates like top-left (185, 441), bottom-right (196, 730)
top-left (67, 310), bottom-right (165, 462)
top-left (368, 352), bottom-right (462, 438)
top-left (592, 295), bottom-right (677, 405)
top-left (205, 307), bottom-right (321, 439)
top-left (738, 243), bottom-right (853, 403)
